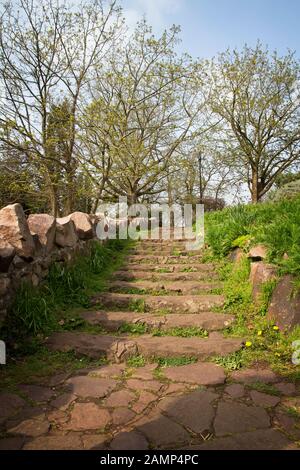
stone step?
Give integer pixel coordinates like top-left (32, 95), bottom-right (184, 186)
top-left (45, 331), bottom-right (242, 362)
top-left (138, 241), bottom-right (190, 248)
top-left (91, 292), bottom-right (224, 313)
top-left (80, 310), bottom-right (234, 332)
top-left (135, 332), bottom-right (243, 360)
top-left (45, 332), bottom-right (138, 362)
top-left (128, 249), bottom-right (193, 256)
top-left (112, 270), bottom-right (219, 282)
top-left (126, 255), bottom-right (204, 264)
top-left (137, 231), bottom-right (196, 245)
top-left (120, 263), bottom-right (216, 273)
top-left (108, 280), bottom-right (222, 294)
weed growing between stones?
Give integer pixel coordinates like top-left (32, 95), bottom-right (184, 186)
top-left (156, 356), bottom-right (198, 367)
top-left (119, 322), bottom-right (148, 335)
top-left (246, 382), bottom-right (281, 396)
top-left (285, 406), bottom-right (300, 419)
top-left (127, 298), bottom-right (147, 313)
top-left (152, 327), bottom-right (209, 338)
top-left (213, 351), bottom-right (245, 371)
top-left (126, 355), bottom-right (146, 368)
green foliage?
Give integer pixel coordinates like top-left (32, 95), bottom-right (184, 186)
top-left (223, 257), bottom-right (252, 312)
top-left (247, 382), bottom-right (281, 396)
top-left (206, 196), bottom-right (300, 277)
top-left (231, 235), bottom-right (252, 250)
top-left (214, 351), bottom-right (245, 370)
top-left (285, 407), bottom-right (300, 419)
top-left (258, 280), bottom-right (278, 316)
top-left (126, 355), bottom-right (146, 368)
top-left (128, 298), bottom-right (146, 313)
top-left (119, 322), bottom-right (148, 335)
top-left (156, 356), bottom-right (198, 367)
top-left (4, 240), bottom-right (129, 338)
top-left (0, 348), bottom-right (107, 392)
top-left (152, 327), bottom-right (208, 338)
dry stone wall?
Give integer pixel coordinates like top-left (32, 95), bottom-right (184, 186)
top-left (0, 203), bottom-right (102, 327)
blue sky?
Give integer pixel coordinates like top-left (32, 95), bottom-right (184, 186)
top-left (122, 0), bottom-right (300, 58)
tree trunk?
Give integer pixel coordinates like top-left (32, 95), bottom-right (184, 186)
top-left (251, 168), bottom-right (259, 204)
top-left (49, 185), bottom-right (58, 217)
top-left (198, 152), bottom-right (204, 204)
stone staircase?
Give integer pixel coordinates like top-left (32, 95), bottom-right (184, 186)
top-left (2, 237), bottom-right (298, 450)
top-left (46, 237), bottom-right (243, 362)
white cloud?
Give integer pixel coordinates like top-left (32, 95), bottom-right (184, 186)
top-left (123, 0), bottom-right (183, 32)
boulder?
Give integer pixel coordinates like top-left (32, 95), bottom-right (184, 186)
top-left (0, 239), bottom-right (15, 273)
top-left (267, 275), bottom-right (300, 330)
top-left (228, 248), bottom-right (244, 263)
top-left (0, 204), bottom-right (35, 259)
top-left (250, 262), bottom-right (277, 301)
top-left (28, 214), bottom-right (56, 253)
top-left (0, 276), bottom-right (10, 296)
top-left (68, 212), bottom-right (93, 240)
top-left (55, 217), bottom-right (78, 248)
top-left (248, 245), bottom-right (268, 261)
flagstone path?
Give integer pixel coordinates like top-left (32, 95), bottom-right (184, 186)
top-left (0, 236), bottom-right (299, 450)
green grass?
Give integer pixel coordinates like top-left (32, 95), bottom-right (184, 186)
top-left (156, 356), bottom-right (198, 367)
top-left (119, 322), bottom-right (148, 335)
top-left (213, 351), bottom-right (245, 371)
top-left (205, 196), bottom-right (300, 278)
top-left (209, 253), bottom-right (300, 377)
top-left (246, 382), bottom-right (281, 396)
top-left (128, 298), bottom-right (147, 313)
top-left (1, 239), bottom-right (132, 348)
top-left (152, 326), bottom-right (209, 338)
top-left (285, 407), bottom-right (300, 419)
top-left (258, 279), bottom-right (278, 316)
top-left (0, 347), bottom-right (107, 392)
top-left (126, 355), bottom-right (146, 368)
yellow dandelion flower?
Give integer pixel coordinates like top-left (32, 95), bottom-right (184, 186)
top-left (257, 330), bottom-right (263, 336)
top-left (273, 326), bottom-right (279, 331)
top-left (245, 341), bottom-right (252, 348)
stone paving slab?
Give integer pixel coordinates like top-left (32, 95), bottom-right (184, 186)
top-left (230, 367), bottom-right (278, 384)
top-left (214, 401), bottom-right (270, 436)
top-left (158, 390), bottom-right (218, 434)
top-left (162, 362), bottom-right (226, 385)
top-left (185, 429), bottom-right (298, 450)
top-left (135, 411), bottom-right (190, 447)
top-left (65, 375), bottom-right (117, 398)
top-left (0, 393), bottom-right (26, 425)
